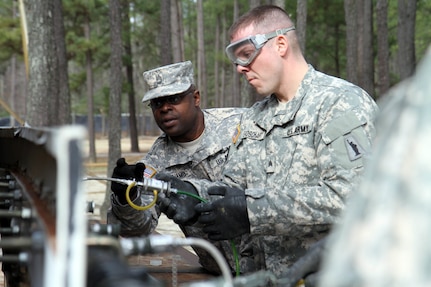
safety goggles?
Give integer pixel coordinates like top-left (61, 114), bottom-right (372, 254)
top-left (149, 92), bottom-right (190, 110)
top-left (225, 26), bottom-right (296, 66)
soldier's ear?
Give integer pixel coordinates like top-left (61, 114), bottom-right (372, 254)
top-left (194, 90), bottom-right (201, 106)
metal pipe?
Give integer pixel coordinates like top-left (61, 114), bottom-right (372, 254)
top-left (0, 190), bottom-right (22, 199)
top-left (0, 237), bottom-right (32, 249)
top-left (0, 253), bottom-right (29, 263)
top-left (0, 207), bottom-right (31, 219)
top-left (0, 180), bottom-right (16, 189)
top-left (83, 176), bottom-right (178, 195)
top-left (0, 226), bottom-right (20, 234)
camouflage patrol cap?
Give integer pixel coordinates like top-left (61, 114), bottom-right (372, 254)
top-left (142, 61), bottom-right (194, 102)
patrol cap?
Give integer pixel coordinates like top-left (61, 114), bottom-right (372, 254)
top-left (142, 61), bottom-right (194, 102)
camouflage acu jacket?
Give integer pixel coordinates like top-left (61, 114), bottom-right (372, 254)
top-left (109, 108), bottom-right (255, 275)
top-left (189, 66), bottom-right (379, 277)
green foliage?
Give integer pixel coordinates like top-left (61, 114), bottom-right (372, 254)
top-left (1, 0), bottom-right (431, 117)
top-left (0, 2), bottom-right (22, 65)
top-left (62, 0), bottom-right (111, 114)
top-left (130, 0), bottom-right (161, 70)
top-left (303, 0), bottom-right (347, 78)
top-left (416, 0), bottom-right (431, 63)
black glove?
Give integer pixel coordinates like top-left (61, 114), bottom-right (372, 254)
top-left (195, 186), bottom-right (250, 241)
top-left (155, 173), bottom-right (201, 225)
top-left (111, 158), bottom-right (145, 204)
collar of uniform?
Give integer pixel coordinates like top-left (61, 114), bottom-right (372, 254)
top-left (159, 110), bottom-right (231, 166)
top-left (254, 65), bottom-right (315, 131)
top-left (247, 94), bottom-right (301, 133)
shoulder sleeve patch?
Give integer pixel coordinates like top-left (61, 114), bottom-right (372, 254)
top-left (144, 165), bottom-right (157, 178)
top-left (232, 124), bottom-right (241, 144)
top-left (344, 134), bottom-right (365, 161)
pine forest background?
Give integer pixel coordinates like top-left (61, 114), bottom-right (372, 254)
top-left (1, 0), bottom-right (430, 139)
top-left (0, 0), bottom-right (429, 216)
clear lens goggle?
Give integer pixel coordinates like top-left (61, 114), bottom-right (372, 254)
top-left (225, 26), bottom-right (295, 67)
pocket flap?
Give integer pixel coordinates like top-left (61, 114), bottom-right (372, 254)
top-left (321, 113), bottom-right (365, 144)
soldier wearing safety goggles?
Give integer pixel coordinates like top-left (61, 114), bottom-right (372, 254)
top-left (225, 26), bottom-right (296, 66)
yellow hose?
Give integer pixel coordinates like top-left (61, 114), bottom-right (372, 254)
top-left (125, 181), bottom-right (158, 211)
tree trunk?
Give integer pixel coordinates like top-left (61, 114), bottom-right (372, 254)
top-left (25, 0), bottom-right (59, 126)
top-left (376, 0), bottom-right (390, 97)
top-left (160, 0), bottom-right (172, 65)
top-left (220, 7), bottom-right (227, 108)
top-left (196, 0), bottom-right (207, 107)
top-left (273, 0), bottom-right (285, 9)
top-left (357, 0), bottom-right (365, 87)
top-left (249, 0), bottom-right (260, 8)
top-left (171, 0), bottom-right (184, 62)
top-left (344, 0), bottom-right (359, 85)
top-left (84, 16), bottom-right (97, 162)
top-left (10, 56), bottom-right (17, 126)
top-left (245, 0), bottom-right (260, 106)
top-left (397, 0), bottom-right (416, 80)
top-left (122, 0), bottom-right (139, 153)
top-left (358, 0), bottom-right (374, 96)
top-left (232, 0), bottom-right (241, 107)
top-left (53, 0), bottom-right (70, 125)
top-left (214, 13), bottom-right (221, 107)
top-left (102, 0), bottom-right (123, 220)
top-left (296, 0), bottom-right (307, 55)
top-left (24, 0), bottom-right (69, 126)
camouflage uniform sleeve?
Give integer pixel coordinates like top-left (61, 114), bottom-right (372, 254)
top-left (320, 50), bottom-right (431, 286)
top-left (219, 89), bottom-right (378, 237)
top-left (109, 190), bottom-right (159, 237)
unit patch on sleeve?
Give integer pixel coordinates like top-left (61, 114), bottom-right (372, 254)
top-left (144, 165), bottom-right (157, 178)
top-left (232, 124), bottom-right (241, 144)
top-left (344, 134), bottom-right (365, 161)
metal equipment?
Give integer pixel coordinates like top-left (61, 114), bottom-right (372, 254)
top-left (0, 126), bottom-right (87, 287)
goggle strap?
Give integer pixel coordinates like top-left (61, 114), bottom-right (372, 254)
top-left (265, 26), bottom-right (296, 40)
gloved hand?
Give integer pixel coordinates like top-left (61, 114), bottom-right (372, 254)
top-left (195, 186), bottom-right (250, 241)
top-left (111, 158), bottom-right (145, 204)
top-left (155, 173), bottom-right (201, 225)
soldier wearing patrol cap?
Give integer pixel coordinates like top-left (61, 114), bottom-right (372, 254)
top-left (108, 61), bottom-right (255, 275)
top-left (142, 60), bottom-right (194, 102)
